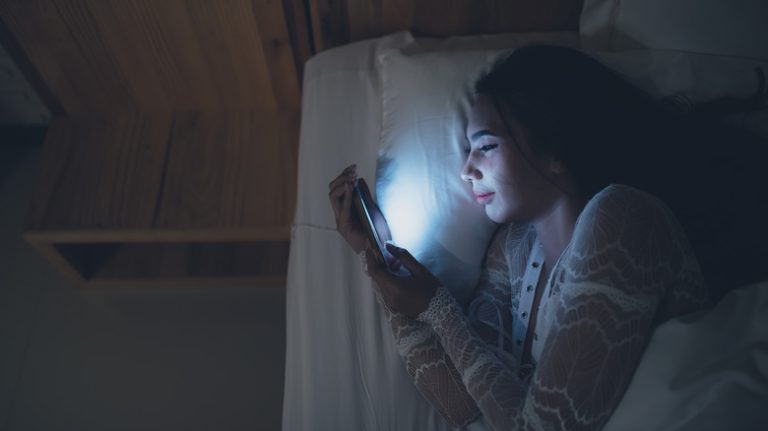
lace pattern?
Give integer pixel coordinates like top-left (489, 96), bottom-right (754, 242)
top-left (417, 286), bottom-right (455, 325)
top-left (373, 185), bottom-right (709, 430)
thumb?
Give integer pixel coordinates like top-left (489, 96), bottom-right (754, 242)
top-left (340, 182), bottom-right (352, 224)
top-left (386, 243), bottom-right (424, 275)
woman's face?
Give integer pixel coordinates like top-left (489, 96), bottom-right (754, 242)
top-left (461, 94), bottom-right (560, 224)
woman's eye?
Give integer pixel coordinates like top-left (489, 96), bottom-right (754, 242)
top-left (463, 143), bottom-right (497, 156)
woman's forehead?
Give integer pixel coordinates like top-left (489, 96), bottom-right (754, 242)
top-left (467, 95), bottom-right (504, 135)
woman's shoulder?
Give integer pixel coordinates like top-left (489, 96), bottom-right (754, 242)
top-left (579, 184), bottom-right (675, 228)
top-left (589, 183), bottom-right (667, 209)
top-left (572, 184), bottom-right (691, 262)
top-left (566, 185), bottom-right (709, 308)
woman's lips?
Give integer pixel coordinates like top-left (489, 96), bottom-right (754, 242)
top-left (475, 192), bottom-right (495, 204)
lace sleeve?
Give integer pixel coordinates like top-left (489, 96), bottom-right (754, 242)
top-left (380, 306), bottom-right (480, 426)
top-left (417, 186), bottom-right (707, 430)
top-left (369, 225), bottom-right (519, 427)
top-left (363, 250), bottom-right (479, 427)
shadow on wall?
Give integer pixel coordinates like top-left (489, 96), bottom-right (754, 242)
top-left (1, 143), bottom-right (287, 431)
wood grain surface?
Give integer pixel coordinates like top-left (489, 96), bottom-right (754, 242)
top-left (155, 110), bottom-right (298, 232)
top-left (0, 0), bottom-right (302, 113)
top-left (4, 0), bottom-right (581, 285)
top-left (25, 113), bottom-right (172, 232)
top-left (1, 1), bottom-right (304, 285)
top-left (309, 0), bottom-right (584, 51)
top-left (23, 111), bottom-right (296, 286)
top-left (25, 111), bottom-right (298, 237)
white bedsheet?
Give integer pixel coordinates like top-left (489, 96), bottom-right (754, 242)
top-left (283, 32), bottom-right (454, 431)
top-left (283, 33), bottom-right (768, 431)
top-left (603, 282), bottom-right (768, 431)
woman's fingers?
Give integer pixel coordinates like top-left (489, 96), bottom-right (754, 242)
top-left (328, 181), bottom-right (352, 222)
top-left (386, 243), bottom-right (423, 275)
top-left (327, 164), bottom-right (357, 190)
top-left (328, 164), bottom-right (357, 218)
top-left (328, 181), bottom-right (348, 202)
top-left (385, 243), bottom-right (441, 286)
top-left (328, 182), bottom-right (345, 218)
top-left (328, 174), bottom-right (350, 192)
top-left (328, 164), bottom-right (368, 254)
top-left (328, 172), bottom-right (355, 215)
top-left (340, 179), bottom-right (353, 224)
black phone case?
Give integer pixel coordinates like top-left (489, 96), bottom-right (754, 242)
top-left (352, 178), bottom-right (392, 266)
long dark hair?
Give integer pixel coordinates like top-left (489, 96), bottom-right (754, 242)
top-left (475, 45), bottom-right (768, 299)
top-left (474, 45), bottom-right (673, 197)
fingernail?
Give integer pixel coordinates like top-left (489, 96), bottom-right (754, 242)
top-left (385, 242), bottom-right (400, 253)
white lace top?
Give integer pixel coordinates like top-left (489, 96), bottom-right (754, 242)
top-left (375, 184), bottom-right (710, 430)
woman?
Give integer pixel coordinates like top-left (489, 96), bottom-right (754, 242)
top-left (327, 46), bottom-right (710, 430)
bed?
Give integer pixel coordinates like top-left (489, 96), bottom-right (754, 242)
top-left (283, 2), bottom-right (768, 430)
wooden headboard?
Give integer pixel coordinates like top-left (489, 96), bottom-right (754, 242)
top-left (308, 0), bottom-right (584, 52)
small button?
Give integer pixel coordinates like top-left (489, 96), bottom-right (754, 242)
top-left (532, 262), bottom-right (540, 268)
top-left (516, 339), bottom-right (522, 346)
top-left (521, 312), bottom-right (528, 319)
top-left (534, 333), bottom-right (539, 340)
top-left (526, 285), bottom-right (533, 292)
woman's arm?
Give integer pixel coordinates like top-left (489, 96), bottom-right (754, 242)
top-left (417, 186), bottom-right (706, 430)
top-left (377, 304), bottom-right (480, 426)
top-left (371, 224), bottom-right (518, 427)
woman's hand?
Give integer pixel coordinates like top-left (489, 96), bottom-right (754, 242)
top-left (328, 164), bottom-right (368, 253)
top-left (365, 243), bottom-right (441, 318)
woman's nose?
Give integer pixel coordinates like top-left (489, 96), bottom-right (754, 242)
top-left (460, 158), bottom-right (481, 182)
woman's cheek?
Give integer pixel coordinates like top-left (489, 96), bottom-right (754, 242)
top-left (483, 154), bottom-right (505, 179)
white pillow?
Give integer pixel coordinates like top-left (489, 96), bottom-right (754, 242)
top-left (399, 32), bottom-right (581, 54)
top-left (580, 0), bottom-right (768, 60)
top-left (294, 31), bottom-right (414, 228)
top-left (603, 282), bottom-right (768, 431)
top-left (375, 34), bottom-right (580, 302)
top-left (596, 50), bottom-right (768, 138)
top-left (375, 41), bottom-right (767, 302)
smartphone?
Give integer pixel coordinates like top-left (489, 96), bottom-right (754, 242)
top-left (352, 178), bottom-right (400, 271)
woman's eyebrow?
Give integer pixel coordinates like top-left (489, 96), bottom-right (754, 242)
top-left (469, 130), bottom-right (499, 142)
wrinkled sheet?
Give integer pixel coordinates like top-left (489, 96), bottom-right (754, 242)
top-left (282, 32), bottom-right (453, 431)
top-left (603, 282), bottom-right (768, 431)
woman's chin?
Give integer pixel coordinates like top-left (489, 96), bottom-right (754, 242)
top-left (484, 203), bottom-right (512, 224)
